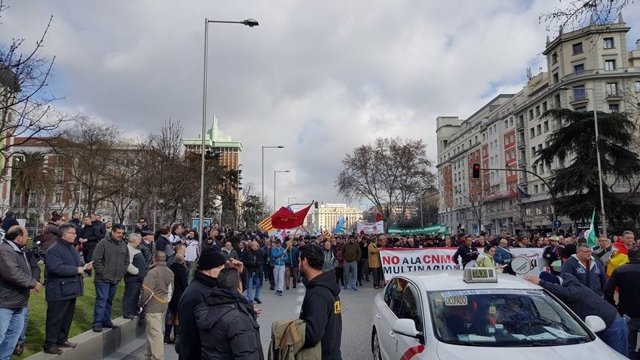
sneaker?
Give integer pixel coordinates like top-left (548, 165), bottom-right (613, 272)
top-left (254, 298), bottom-right (262, 304)
top-left (43, 346), bottom-right (63, 355)
top-left (92, 325), bottom-right (103, 332)
top-left (351, 287), bottom-right (358, 291)
top-left (103, 322), bottom-right (118, 329)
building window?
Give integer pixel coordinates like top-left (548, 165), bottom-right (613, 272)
top-left (573, 85), bottom-right (586, 101)
top-left (636, 81), bottom-right (640, 93)
top-left (553, 72), bottom-right (559, 84)
top-left (529, 109), bottom-right (534, 120)
top-left (552, 52), bottom-right (558, 64)
top-left (606, 82), bottom-right (618, 97)
top-left (572, 42), bottom-right (583, 55)
top-left (543, 121), bottom-right (549, 132)
top-left (605, 59), bottom-right (616, 71)
top-left (603, 37), bottom-right (614, 49)
top-left (530, 128), bottom-right (535, 139)
top-left (531, 146), bottom-right (536, 155)
top-left (535, 105), bottom-right (540, 117)
top-left (534, 185), bottom-right (539, 193)
top-left (54, 193), bottom-right (62, 204)
top-left (575, 106), bottom-right (587, 112)
top-left (609, 104), bottom-right (619, 113)
top-left (542, 101), bottom-right (548, 112)
top-left (536, 124), bottom-right (542, 136)
top-left (573, 63), bottom-right (585, 73)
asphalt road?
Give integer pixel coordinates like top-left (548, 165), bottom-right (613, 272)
top-left (118, 279), bottom-right (380, 360)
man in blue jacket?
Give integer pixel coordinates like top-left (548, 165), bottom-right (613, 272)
top-left (561, 243), bottom-right (606, 296)
top-left (43, 223), bottom-right (91, 354)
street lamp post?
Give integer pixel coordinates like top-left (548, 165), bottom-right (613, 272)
top-left (261, 145), bottom-right (285, 210)
top-left (273, 170), bottom-right (290, 212)
top-left (559, 86), bottom-right (607, 235)
top-left (198, 18), bottom-right (258, 247)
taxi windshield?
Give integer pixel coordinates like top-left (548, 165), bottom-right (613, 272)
top-left (427, 289), bottom-right (593, 347)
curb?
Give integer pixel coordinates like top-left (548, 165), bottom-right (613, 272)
top-left (26, 317), bottom-right (145, 360)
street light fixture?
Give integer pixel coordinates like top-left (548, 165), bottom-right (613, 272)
top-left (558, 86), bottom-right (607, 235)
top-left (287, 197), bottom-right (297, 206)
top-left (273, 170), bottom-right (290, 212)
top-left (198, 18), bottom-right (258, 247)
top-left (262, 145), bottom-right (285, 209)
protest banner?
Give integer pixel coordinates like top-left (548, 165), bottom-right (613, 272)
top-left (379, 247), bottom-right (545, 281)
top-left (356, 220), bottom-right (384, 235)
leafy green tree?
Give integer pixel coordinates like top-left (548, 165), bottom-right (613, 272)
top-left (535, 109), bottom-right (640, 229)
top-left (11, 151), bottom-right (50, 208)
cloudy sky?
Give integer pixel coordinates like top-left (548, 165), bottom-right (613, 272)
top-left (3, 1), bottom-right (640, 210)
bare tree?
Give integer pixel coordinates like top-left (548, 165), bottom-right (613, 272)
top-left (336, 137), bottom-right (435, 228)
top-left (540, 0), bottom-right (633, 30)
top-left (0, 2), bottom-right (71, 171)
top-left (53, 118), bottom-right (134, 214)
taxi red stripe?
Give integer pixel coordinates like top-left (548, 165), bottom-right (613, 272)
top-left (400, 344), bottom-right (425, 360)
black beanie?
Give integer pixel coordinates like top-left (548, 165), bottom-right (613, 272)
top-left (197, 247), bottom-right (227, 270)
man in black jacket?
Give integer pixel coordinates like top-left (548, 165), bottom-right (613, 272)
top-left (43, 223), bottom-right (91, 354)
top-left (0, 226), bottom-right (42, 359)
top-left (92, 224), bottom-right (129, 332)
top-left (194, 268), bottom-right (262, 360)
top-left (452, 235), bottom-right (478, 268)
top-left (604, 245), bottom-right (640, 360)
top-left (526, 272), bottom-right (628, 357)
top-left (299, 244), bottom-right (342, 360)
top-left (176, 247), bottom-right (243, 360)
top-left (79, 216), bottom-right (101, 274)
top-left (241, 241), bottom-right (264, 304)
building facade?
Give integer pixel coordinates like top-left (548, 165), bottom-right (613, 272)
top-left (437, 19), bottom-right (640, 235)
top-left (306, 203), bottom-right (363, 233)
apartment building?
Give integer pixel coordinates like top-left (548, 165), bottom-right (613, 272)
top-left (306, 203), bottom-right (363, 232)
top-left (437, 18), bottom-right (640, 235)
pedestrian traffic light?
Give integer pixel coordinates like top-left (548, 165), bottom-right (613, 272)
top-left (472, 163), bottom-right (480, 178)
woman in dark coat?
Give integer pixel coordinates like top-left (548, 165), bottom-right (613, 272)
top-left (165, 254), bottom-right (189, 343)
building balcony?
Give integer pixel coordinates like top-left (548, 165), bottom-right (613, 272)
top-left (606, 92), bottom-right (622, 101)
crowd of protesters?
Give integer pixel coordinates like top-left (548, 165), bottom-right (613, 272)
top-left (1, 206), bottom-right (638, 359)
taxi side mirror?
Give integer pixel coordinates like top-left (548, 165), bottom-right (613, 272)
top-left (584, 315), bottom-right (606, 333)
top-left (393, 319), bottom-right (424, 343)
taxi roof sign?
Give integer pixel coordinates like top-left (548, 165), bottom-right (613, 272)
top-left (463, 267), bottom-right (498, 283)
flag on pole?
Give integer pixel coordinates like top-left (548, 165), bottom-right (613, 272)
top-left (335, 215), bottom-right (346, 234)
top-left (258, 215), bottom-right (274, 232)
top-left (586, 208), bottom-right (597, 248)
top-left (271, 202), bottom-right (314, 229)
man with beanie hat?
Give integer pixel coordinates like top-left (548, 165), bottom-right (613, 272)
top-left (526, 272), bottom-right (628, 357)
top-left (176, 247), bottom-right (244, 360)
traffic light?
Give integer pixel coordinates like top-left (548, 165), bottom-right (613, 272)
top-left (472, 163), bottom-right (481, 178)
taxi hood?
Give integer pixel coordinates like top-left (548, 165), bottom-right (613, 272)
top-left (435, 339), bottom-right (626, 360)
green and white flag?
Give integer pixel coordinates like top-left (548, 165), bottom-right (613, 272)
top-left (586, 208), bottom-right (597, 248)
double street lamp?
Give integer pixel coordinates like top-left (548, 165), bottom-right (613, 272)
top-left (261, 145), bottom-right (285, 210)
top-left (198, 18), bottom-right (258, 245)
top-left (273, 170), bottom-right (290, 212)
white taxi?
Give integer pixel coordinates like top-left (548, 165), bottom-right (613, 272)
top-left (371, 268), bottom-right (627, 360)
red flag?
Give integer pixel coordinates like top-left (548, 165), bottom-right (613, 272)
top-left (375, 212), bottom-right (383, 222)
top-left (271, 203), bottom-right (313, 229)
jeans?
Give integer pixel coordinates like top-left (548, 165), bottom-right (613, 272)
top-left (93, 281), bottom-right (118, 327)
top-left (627, 318), bottom-right (640, 360)
top-left (343, 261), bottom-right (358, 289)
top-left (598, 316), bottom-right (629, 357)
top-left (18, 307), bottom-right (28, 345)
top-left (246, 272), bottom-right (262, 301)
top-left (274, 265), bottom-right (286, 292)
top-left (0, 307), bottom-right (26, 359)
